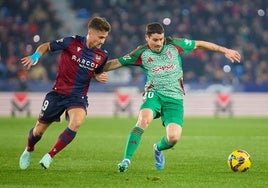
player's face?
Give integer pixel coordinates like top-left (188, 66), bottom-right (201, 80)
top-left (145, 33), bottom-right (165, 52)
top-left (87, 29), bottom-right (109, 49)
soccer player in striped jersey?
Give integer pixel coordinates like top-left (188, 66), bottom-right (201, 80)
top-left (19, 17), bottom-right (111, 170)
top-left (104, 22), bottom-right (241, 172)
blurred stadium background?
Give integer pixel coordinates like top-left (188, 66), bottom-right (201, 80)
top-left (0, 0), bottom-right (267, 117)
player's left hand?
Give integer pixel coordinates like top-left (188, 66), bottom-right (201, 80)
top-left (94, 72), bottom-right (108, 83)
top-left (224, 49), bottom-right (241, 63)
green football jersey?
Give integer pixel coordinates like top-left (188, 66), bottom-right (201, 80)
top-left (118, 37), bottom-right (196, 99)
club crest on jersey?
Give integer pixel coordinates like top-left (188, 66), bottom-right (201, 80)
top-left (147, 57), bottom-right (153, 63)
top-left (77, 47), bottom-right (82, 52)
top-left (95, 55), bottom-right (101, 62)
top-left (167, 51), bottom-right (172, 59)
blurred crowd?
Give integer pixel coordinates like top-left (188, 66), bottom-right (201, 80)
top-left (0, 0), bottom-right (62, 91)
top-left (0, 0), bottom-right (268, 91)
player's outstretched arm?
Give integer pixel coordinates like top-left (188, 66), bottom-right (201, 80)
top-left (103, 59), bottom-right (122, 72)
top-left (195, 40), bottom-right (241, 63)
top-left (21, 42), bottom-right (50, 70)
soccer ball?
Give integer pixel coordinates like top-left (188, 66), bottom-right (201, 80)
top-left (227, 149), bottom-right (251, 172)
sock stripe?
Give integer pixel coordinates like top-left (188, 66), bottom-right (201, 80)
top-left (65, 128), bottom-right (77, 137)
top-left (59, 128), bottom-right (76, 144)
top-left (59, 134), bottom-right (72, 144)
top-left (132, 126), bottom-right (144, 136)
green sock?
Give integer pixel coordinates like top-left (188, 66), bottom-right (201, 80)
top-left (124, 126), bottom-right (144, 160)
top-left (156, 136), bottom-right (174, 151)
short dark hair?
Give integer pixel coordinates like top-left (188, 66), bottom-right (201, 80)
top-left (145, 22), bottom-right (164, 36)
top-left (88, 17), bottom-right (111, 32)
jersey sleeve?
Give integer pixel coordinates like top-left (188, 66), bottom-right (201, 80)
top-left (118, 45), bottom-right (146, 66)
top-left (168, 37), bottom-right (196, 54)
top-left (49, 36), bottom-right (75, 52)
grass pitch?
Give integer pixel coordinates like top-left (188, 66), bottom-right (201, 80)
top-left (0, 116), bottom-right (268, 188)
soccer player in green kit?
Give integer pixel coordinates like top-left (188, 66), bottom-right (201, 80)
top-left (104, 22), bottom-right (241, 172)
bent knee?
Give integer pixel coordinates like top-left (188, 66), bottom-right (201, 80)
top-left (33, 123), bottom-right (50, 136)
top-left (168, 134), bottom-right (181, 145)
top-left (33, 127), bottom-right (47, 137)
top-left (137, 118), bottom-right (151, 129)
top-left (68, 119), bottom-right (83, 131)
top-left (33, 129), bottom-right (44, 137)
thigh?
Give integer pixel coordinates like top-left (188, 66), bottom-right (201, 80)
top-left (161, 98), bottom-right (184, 127)
top-left (166, 123), bottom-right (183, 140)
top-left (140, 91), bottom-right (161, 119)
top-left (67, 108), bottom-right (87, 131)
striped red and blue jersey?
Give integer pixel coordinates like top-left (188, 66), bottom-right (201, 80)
top-left (49, 35), bottom-right (108, 97)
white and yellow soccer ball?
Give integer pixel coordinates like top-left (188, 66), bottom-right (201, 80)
top-left (227, 149), bottom-right (251, 172)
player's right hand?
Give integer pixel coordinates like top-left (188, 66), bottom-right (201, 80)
top-left (94, 72), bottom-right (108, 83)
top-left (21, 56), bottom-right (34, 70)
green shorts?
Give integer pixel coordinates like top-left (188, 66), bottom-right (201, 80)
top-left (140, 90), bottom-right (184, 127)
